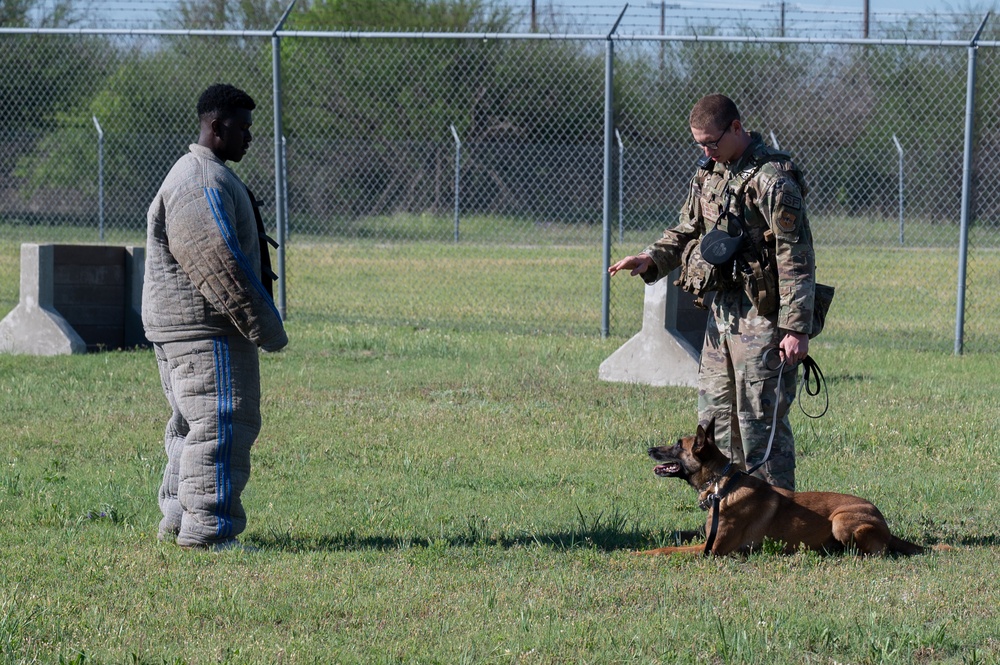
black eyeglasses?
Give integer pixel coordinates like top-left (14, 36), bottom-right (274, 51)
top-left (693, 125), bottom-right (729, 150)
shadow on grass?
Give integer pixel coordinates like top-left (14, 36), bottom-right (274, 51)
top-left (249, 504), bottom-right (992, 556)
top-left (940, 534), bottom-right (1000, 548)
top-left (252, 507), bottom-right (705, 554)
top-left (916, 516), bottom-right (1000, 549)
top-left (251, 527), bottom-right (704, 554)
top-left (250, 525), bottom-right (990, 555)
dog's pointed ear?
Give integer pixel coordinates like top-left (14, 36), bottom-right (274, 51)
top-left (693, 422), bottom-right (708, 453)
top-left (694, 418), bottom-right (716, 453)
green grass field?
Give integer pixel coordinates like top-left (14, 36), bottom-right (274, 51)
top-left (4, 217), bottom-right (999, 351)
top-left (1, 326), bottom-right (999, 663)
top-left (1, 227), bottom-right (1000, 662)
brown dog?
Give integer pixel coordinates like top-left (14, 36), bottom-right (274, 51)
top-left (639, 421), bottom-right (945, 557)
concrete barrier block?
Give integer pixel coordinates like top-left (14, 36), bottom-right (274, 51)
top-left (124, 246), bottom-right (148, 348)
top-left (0, 243), bottom-right (147, 355)
top-left (0, 244), bottom-right (87, 355)
top-left (599, 274), bottom-right (710, 388)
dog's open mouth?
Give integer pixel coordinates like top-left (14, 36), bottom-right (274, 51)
top-left (654, 462), bottom-right (682, 477)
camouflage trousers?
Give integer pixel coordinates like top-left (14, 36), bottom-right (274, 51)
top-left (697, 290), bottom-right (798, 490)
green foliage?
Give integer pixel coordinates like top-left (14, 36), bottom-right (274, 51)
top-left (0, 0), bottom-right (33, 26)
top-left (289, 0), bottom-right (516, 32)
top-left (10, 34), bottom-right (273, 211)
top-left (613, 34), bottom-right (1000, 224)
top-left (0, 34), bottom-right (110, 136)
top-left (282, 4), bottom-right (572, 146)
top-left (10, 5), bottom-right (1000, 227)
top-left (169, 0), bottom-right (287, 30)
top-left (280, 31), bottom-right (604, 218)
top-left (0, 0), bottom-right (76, 28)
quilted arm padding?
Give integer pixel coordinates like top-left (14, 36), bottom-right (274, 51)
top-left (166, 183), bottom-right (287, 351)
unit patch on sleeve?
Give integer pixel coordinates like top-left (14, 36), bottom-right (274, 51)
top-left (778, 191), bottom-right (801, 210)
top-left (777, 210), bottom-right (798, 233)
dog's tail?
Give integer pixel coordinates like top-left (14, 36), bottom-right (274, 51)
top-left (888, 536), bottom-right (953, 555)
top-left (887, 536), bottom-right (925, 556)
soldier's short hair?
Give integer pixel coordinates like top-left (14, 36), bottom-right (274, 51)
top-left (689, 94), bottom-right (740, 132)
top-left (197, 83), bottom-right (256, 121)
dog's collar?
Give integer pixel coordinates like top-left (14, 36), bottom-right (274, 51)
top-left (697, 462), bottom-right (732, 495)
top-left (697, 463), bottom-right (743, 511)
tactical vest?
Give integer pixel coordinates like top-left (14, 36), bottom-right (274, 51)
top-left (674, 141), bottom-right (806, 314)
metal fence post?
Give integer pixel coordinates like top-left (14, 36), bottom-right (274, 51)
top-left (615, 127), bottom-right (624, 244)
top-left (282, 135), bottom-right (289, 241)
top-left (602, 5), bottom-right (628, 339)
top-left (92, 115), bottom-right (105, 242)
top-left (272, 1), bottom-right (297, 320)
top-left (956, 12), bottom-right (989, 355)
top-left (450, 124), bottom-right (461, 243)
top-left (892, 134), bottom-right (904, 245)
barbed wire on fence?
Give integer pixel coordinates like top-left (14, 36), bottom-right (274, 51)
top-left (6, 0), bottom-right (993, 40)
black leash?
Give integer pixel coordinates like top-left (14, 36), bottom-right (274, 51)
top-left (747, 351), bottom-right (829, 477)
top-left (797, 355), bottom-right (829, 419)
top-left (745, 352), bottom-right (786, 478)
top-left (702, 466), bottom-right (744, 554)
top-left (703, 495), bottom-right (721, 555)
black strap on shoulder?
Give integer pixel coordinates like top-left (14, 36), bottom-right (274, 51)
top-left (246, 187), bottom-right (279, 298)
top-left (731, 146), bottom-right (791, 208)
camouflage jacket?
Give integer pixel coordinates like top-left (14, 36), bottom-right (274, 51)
top-left (642, 133), bottom-right (816, 334)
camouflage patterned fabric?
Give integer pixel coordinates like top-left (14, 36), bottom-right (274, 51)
top-left (698, 290), bottom-right (798, 489)
top-left (641, 132), bottom-right (816, 490)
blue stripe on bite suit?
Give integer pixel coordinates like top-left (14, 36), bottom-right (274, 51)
top-left (203, 187), bottom-right (281, 320)
top-left (213, 336), bottom-right (234, 539)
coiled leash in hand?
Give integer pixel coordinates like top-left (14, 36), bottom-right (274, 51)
top-left (749, 349), bottom-right (829, 476)
top-left (702, 350), bottom-right (829, 554)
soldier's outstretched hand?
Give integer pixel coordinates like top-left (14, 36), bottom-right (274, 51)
top-left (608, 253), bottom-right (654, 277)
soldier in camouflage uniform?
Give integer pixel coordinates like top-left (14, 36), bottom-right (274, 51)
top-left (609, 94), bottom-right (816, 490)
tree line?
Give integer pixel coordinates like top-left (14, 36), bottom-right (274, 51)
top-left (3, 0), bottom-right (999, 235)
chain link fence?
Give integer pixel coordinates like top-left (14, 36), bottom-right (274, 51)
top-left (611, 37), bottom-right (998, 352)
top-left (2, 25), bottom-right (1000, 351)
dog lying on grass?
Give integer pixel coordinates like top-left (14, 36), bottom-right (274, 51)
top-left (639, 420), bottom-right (950, 557)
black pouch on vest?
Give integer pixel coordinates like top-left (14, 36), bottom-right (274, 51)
top-left (701, 213), bottom-right (746, 266)
top-left (810, 283), bottom-right (835, 339)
